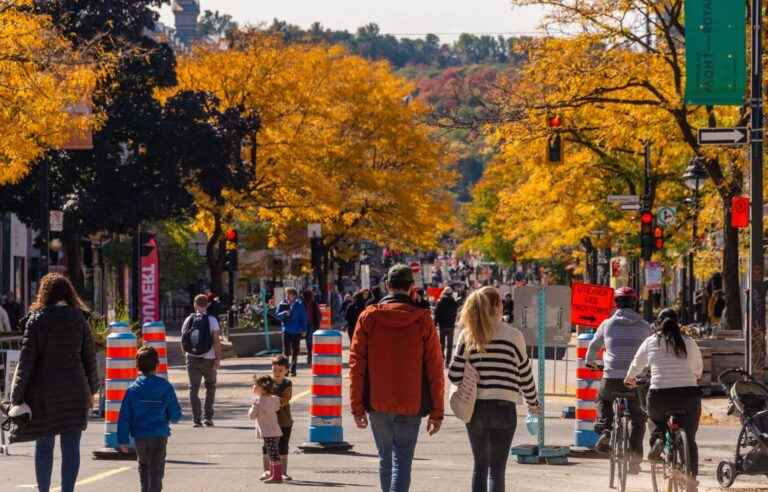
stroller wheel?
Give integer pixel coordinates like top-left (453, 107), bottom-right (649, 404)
top-left (717, 461), bottom-right (737, 488)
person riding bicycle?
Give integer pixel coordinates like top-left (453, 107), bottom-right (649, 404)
top-left (624, 313), bottom-right (703, 477)
top-left (585, 287), bottom-right (650, 473)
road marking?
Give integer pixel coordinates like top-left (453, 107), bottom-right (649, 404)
top-left (291, 389), bottom-right (312, 403)
top-left (52, 466), bottom-right (132, 491)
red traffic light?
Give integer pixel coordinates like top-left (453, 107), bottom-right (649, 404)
top-left (653, 226), bottom-right (663, 238)
top-left (731, 196), bottom-right (749, 228)
top-left (225, 228), bottom-right (238, 242)
top-left (547, 115), bottom-right (562, 128)
top-left (641, 211), bottom-right (654, 224)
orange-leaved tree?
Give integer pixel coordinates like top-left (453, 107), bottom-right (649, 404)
top-left (0, 0), bottom-right (100, 185)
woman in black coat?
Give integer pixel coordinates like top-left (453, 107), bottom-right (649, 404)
top-left (10, 273), bottom-right (99, 492)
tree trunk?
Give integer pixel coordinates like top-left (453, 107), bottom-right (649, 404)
top-left (62, 215), bottom-right (84, 294)
top-left (206, 216), bottom-right (225, 297)
top-left (722, 200), bottom-right (743, 331)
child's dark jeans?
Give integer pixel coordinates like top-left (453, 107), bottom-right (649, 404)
top-left (135, 436), bottom-right (168, 492)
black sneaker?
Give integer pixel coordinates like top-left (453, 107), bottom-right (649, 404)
top-left (193, 419), bottom-right (203, 428)
top-left (203, 419), bottom-right (214, 427)
top-left (595, 432), bottom-right (611, 453)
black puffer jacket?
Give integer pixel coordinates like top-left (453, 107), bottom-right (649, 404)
top-left (10, 305), bottom-right (99, 443)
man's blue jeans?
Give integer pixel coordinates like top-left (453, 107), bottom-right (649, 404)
top-left (35, 430), bottom-right (82, 492)
top-left (369, 412), bottom-right (422, 492)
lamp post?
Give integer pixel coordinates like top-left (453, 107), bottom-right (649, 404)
top-left (682, 157), bottom-right (708, 324)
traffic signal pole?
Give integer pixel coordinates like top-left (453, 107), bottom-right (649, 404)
top-left (641, 142), bottom-right (654, 322)
top-left (748, 0), bottom-right (766, 379)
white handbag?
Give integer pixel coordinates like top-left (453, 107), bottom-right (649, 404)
top-left (449, 358), bottom-right (479, 423)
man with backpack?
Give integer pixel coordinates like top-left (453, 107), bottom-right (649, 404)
top-left (181, 294), bottom-right (222, 427)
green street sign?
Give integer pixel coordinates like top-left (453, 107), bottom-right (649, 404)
top-left (684, 0), bottom-right (746, 106)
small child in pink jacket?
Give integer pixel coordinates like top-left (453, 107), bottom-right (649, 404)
top-left (249, 375), bottom-right (283, 483)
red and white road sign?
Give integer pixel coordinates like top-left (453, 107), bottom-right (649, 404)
top-left (410, 261), bottom-right (421, 274)
top-left (571, 283), bottom-right (614, 328)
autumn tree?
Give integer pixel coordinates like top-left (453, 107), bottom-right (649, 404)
top-left (466, 0), bottom-right (745, 330)
top-left (0, 0), bottom-right (98, 185)
top-left (164, 33), bottom-right (455, 293)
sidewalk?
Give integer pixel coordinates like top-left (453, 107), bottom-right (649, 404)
top-left (1, 349), bottom-right (764, 491)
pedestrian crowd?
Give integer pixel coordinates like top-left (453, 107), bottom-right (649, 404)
top-left (1, 266), bottom-right (707, 492)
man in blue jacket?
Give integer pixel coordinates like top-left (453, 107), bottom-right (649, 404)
top-left (276, 287), bottom-right (307, 376)
top-left (118, 346), bottom-right (182, 492)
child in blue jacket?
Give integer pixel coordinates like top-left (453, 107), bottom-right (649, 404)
top-left (118, 345), bottom-right (182, 492)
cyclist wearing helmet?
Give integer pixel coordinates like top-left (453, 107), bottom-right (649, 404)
top-left (585, 287), bottom-right (651, 473)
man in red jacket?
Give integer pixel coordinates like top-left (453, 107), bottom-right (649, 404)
top-left (349, 264), bottom-right (444, 492)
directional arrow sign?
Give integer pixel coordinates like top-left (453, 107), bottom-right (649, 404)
top-left (607, 195), bottom-right (640, 204)
top-left (571, 283), bottom-right (614, 328)
top-left (698, 127), bottom-right (747, 146)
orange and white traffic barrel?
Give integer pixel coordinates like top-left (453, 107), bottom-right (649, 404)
top-left (142, 321), bottom-right (168, 379)
top-left (574, 331), bottom-right (602, 448)
top-left (299, 330), bottom-right (352, 452)
top-left (104, 321), bottom-right (137, 449)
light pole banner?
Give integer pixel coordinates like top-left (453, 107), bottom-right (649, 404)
top-left (140, 236), bottom-right (160, 323)
top-left (684, 0), bottom-right (746, 105)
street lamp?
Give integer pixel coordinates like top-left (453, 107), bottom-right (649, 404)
top-left (682, 157), bottom-right (708, 324)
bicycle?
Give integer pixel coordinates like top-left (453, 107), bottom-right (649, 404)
top-left (586, 361), bottom-right (642, 492)
top-left (650, 411), bottom-right (696, 492)
top-left (608, 390), bottom-right (637, 492)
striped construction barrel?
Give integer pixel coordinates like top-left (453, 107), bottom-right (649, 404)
top-left (308, 330), bottom-right (344, 443)
top-left (574, 331), bottom-right (602, 448)
top-left (142, 321), bottom-right (168, 379)
top-left (104, 322), bottom-right (137, 449)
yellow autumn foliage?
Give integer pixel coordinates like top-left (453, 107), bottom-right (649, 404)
top-left (0, 1), bottom-right (100, 185)
top-left (165, 33), bottom-right (455, 252)
top-left (466, 2), bottom-right (743, 272)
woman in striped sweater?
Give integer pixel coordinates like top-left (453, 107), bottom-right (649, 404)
top-left (448, 286), bottom-right (540, 492)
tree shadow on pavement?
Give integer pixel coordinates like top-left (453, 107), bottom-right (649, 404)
top-left (166, 459), bottom-right (219, 465)
top-left (286, 480), bottom-right (373, 487)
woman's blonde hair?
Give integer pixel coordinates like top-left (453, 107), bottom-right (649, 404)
top-left (458, 286), bottom-right (501, 352)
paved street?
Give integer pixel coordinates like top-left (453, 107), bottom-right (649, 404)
top-left (2, 345), bottom-right (767, 492)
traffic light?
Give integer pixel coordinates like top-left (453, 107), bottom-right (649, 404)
top-left (224, 228), bottom-right (238, 271)
top-left (640, 210), bottom-right (654, 260)
top-left (225, 249), bottom-right (238, 271)
top-left (653, 225), bottom-right (664, 251)
top-left (547, 134), bottom-right (563, 163)
top-left (546, 115), bottom-right (563, 163)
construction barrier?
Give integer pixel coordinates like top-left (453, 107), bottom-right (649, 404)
top-left (573, 331), bottom-right (602, 448)
top-left (319, 304), bottom-right (332, 329)
top-left (142, 321), bottom-right (168, 379)
top-left (299, 330), bottom-right (352, 453)
top-left (104, 322), bottom-right (137, 450)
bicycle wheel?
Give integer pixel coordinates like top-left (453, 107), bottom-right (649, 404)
top-left (609, 425), bottom-right (617, 489)
top-left (668, 430), bottom-right (694, 492)
top-left (650, 460), bottom-right (663, 492)
top-left (617, 416), bottom-right (630, 492)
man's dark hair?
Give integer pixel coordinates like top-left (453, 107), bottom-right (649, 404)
top-left (136, 345), bottom-right (159, 375)
top-left (272, 354), bottom-right (290, 368)
top-left (387, 278), bottom-right (413, 291)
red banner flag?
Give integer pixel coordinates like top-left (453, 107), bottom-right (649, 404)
top-left (140, 236), bottom-right (160, 323)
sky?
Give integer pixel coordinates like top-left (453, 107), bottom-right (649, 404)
top-left (159, 0), bottom-right (547, 41)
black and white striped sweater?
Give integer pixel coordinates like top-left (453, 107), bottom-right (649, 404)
top-left (448, 321), bottom-right (538, 405)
